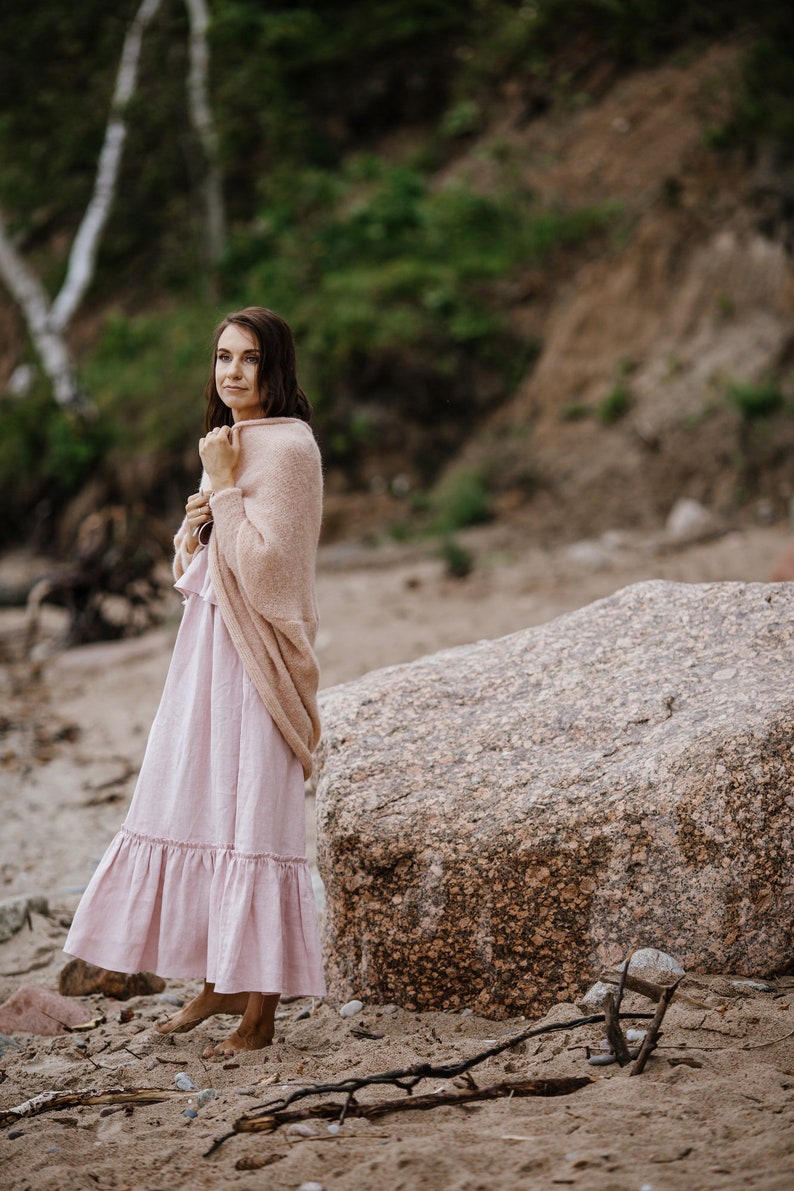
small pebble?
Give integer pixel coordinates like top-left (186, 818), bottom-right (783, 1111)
top-left (588, 1053), bottom-right (616, 1066)
top-left (156, 994), bottom-right (185, 1007)
top-left (182, 1108), bottom-right (198, 1119)
top-left (295, 1008), bottom-right (312, 1021)
top-left (146, 1059), bottom-right (158, 1071)
top-left (626, 1029), bottom-right (647, 1043)
top-left (196, 1088), bottom-right (217, 1108)
top-left (731, 979), bottom-right (774, 993)
top-left (174, 1072), bottom-right (198, 1091)
top-left (287, 1122), bottom-right (320, 1137)
top-left (297, 1183), bottom-right (325, 1191)
top-left (339, 999), bottom-right (364, 1018)
top-left (461, 1008), bottom-right (473, 1017)
top-left (8, 1130), bottom-right (24, 1139)
top-left (327, 1122), bottom-right (341, 1134)
top-left (381, 1004), bottom-right (398, 1015)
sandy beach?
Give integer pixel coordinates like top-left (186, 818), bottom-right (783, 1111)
top-left (1, 519), bottom-right (793, 1190)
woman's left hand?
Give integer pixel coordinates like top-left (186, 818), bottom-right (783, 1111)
top-left (199, 425), bottom-right (240, 493)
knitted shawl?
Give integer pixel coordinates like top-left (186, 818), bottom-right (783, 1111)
top-left (173, 417), bottom-right (322, 778)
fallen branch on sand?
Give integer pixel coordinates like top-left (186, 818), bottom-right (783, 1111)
top-left (234, 1075), bottom-right (595, 1135)
top-left (0, 1086), bottom-right (186, 1127)
top-left (204, 1009), bottom-right (655, 1155)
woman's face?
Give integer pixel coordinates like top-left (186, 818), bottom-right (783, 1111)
top-left (215, 323), bottom-right (265, 423)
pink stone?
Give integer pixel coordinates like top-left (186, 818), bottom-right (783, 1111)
top-left (0, 986), bottom-right (96, 1036)
top-left (316, 581), bottom-right (794, 1017)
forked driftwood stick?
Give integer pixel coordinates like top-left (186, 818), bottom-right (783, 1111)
top-left (630, 977), bottom-right (683, 1076)
top-left (603, 992), bottom-right (632, 1066)
top-left (234, 1075), bottom-right (595, 1135)
top-left (600, 968), bottom-right (673, 1003)
top-left (0, 1086), bottom-right (185, 1127)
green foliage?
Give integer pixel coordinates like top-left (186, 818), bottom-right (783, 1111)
top-left (430, 468), bottom-right (493, 534)
top-left (562, 401), bottom-right (590, 421)
top-left (597, 380), bottom-right (632, 424)
top-left (82, 307), bottom-right (212, 453)
top-left (439, 534), bottom-right (474, 579)
top-left (726, 378), bottom-right (784, 420)
top-left (0, 387), bottom-right (110, 524)
top-left (229, 156), bottom-right (616, 461)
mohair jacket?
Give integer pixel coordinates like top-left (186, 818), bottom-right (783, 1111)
top-left (173, 417), bottom-right (322, 778)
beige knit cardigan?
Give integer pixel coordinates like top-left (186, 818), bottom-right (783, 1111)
top-left (173, 417), bottom-right (322, 778)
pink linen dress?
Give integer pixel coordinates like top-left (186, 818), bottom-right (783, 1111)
top-left (64, 546), bottom-right (326, 997)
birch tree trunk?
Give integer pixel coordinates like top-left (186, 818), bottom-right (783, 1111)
top-left (0, 0), bottom-right (165, 407)
top-left (184, 0), bottom-right (226, 266)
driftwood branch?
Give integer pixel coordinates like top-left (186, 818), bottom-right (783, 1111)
top-left (204, 1010), bottom-right (654, 1155)
top-left (600, 967), bottom-right (673, 1003)
top-left (234, 1076), bottom-right (595, 1135)
top-left (0, 1086), bottom-right (185, 1128)
top-left (630, 977), bottom-right (683, 1076)
top-left (603, 992), bottom-right (632, 1066)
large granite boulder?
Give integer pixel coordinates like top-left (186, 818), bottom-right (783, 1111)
top-left (315, 581), bottom-right (794, 1017)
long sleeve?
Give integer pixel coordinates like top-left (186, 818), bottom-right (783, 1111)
top-left (206, 419), bottom-right (323, 777)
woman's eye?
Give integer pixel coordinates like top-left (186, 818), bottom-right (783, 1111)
top-left (245, 355), bottom-right (258, 363)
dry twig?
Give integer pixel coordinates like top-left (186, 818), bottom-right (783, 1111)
top-left (0, 1086), bottom-right (185, 1127)
top-left (204, 1009), bottom-right (654, 1155)
top-left (630, 977), bottom-right (683, 1076)
top-left (234, 1075), bottom-right (595, 1135)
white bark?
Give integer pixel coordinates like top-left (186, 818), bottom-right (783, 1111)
top-left (0, 212), bottom-right (81, 406)
top-left (184, 0), bottom-right (226, 264)
top-left (50, 0), bottom-right (165, 332)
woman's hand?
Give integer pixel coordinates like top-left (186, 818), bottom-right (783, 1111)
top-left (199, 425), bottom-right (240, 493)
top-left (183, 490), bottom-right (213, 552)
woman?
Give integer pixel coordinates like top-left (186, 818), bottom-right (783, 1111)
top-left (65, 307), bottom-right (326, 1057)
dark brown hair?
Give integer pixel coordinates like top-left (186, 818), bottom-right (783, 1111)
top-left (204, 307), bottom-right (312, 432)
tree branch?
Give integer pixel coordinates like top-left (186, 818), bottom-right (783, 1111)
top-left (184, 0), bottom-right (226, 265)
top-left (0, 212), bottom-right (80, 405)
top-left (50, 0), bottom-right (165, 332)
top-left (234, 1075), bottom-right (595, 1135)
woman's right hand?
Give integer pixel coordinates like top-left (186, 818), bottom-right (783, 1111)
top-left (184, 491), bottom-right (213, 552)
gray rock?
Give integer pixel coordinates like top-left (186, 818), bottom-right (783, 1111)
top-left (316, 581), bottom-right (794, 1017)
top-left (339, 999), bottom-right (364, 1018)
top-left (0, 896), bottom-right (49, 944)
top-left (665, 498), bottom-right (719, 541)
top-left (579, 980), bottom-right (619, 1010)
top-left (174, 1072), bottom-right (198, 1091)
top-left (628, 948), bottom-right (685, 981)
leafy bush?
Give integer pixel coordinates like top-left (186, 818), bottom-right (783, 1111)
top-left (726, 378), bottom-right (784, 420)
top-left (430, 468), bottom-right (493, 534)
top-left (597, 380), bottom-right (632, 424)
top-left (81, 307), bottom-right (212, 453)
top-left (0, 386), bottom-right (110, 541)
top-left (230, 156), bottom-right (617, 467)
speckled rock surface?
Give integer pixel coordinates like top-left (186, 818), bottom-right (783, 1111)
top-left (315, 580), bottom-right (794, 1017)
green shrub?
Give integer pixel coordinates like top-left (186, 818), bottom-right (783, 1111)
top-left (597, 380), bottom-right (632, 424)
top-left (440, 534), bottom-right (474, 579)
top-left (430, 468), bottom-right (493, 534)
top-left (726, 379), bottom-right (784, 420)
